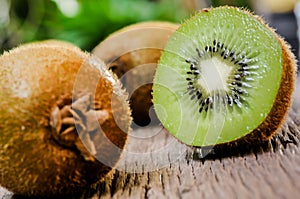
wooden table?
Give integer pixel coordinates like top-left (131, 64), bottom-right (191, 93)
top-left (1, 78), bottom-right (300, 199)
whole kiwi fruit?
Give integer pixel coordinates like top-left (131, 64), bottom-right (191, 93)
top-left (0, 41), bottom-right (131, 197)
top-left (153, 6), bottom-right (297, 147)
top-left (93, 21), bottom-right (178, 127)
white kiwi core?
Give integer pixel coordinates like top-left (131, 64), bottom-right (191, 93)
top-left (197, 57), bottom-right (233, 93)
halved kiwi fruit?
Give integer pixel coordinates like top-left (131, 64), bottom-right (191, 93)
top-left (93, 21), bottom-right (178, 127)
top-left (153, 7), bottom-right (297, 147)
top-left (0, 41), bottom-right (131, 197)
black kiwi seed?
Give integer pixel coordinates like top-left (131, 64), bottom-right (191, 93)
top-left (234, 93), bottom-right (240, 100)
top-left (213, 46), bottom-right (218, 53)
top-left (236, 82), bottom-right (243, 87)
top-left (231, 56), bottom-right (236, 62)
top-left (197, 91), bottom-right (202, 99)
top-left (205, 105), bottom-right (209, 112)
top-left (227, 96), bottom-right (233, 107)
top-left (201, 99), bottom-right (206, 107)
top-left (234, 74), bottom-right (241, 79)
top-left (199, 107), bottom-right (203, 113)
top-left (205, 46), bottom-right (209, 52)
top-left (217, 42), bottom-right (222, 48)
top-left (193, 71), bottom-right (200, 75)
top-left (220, 50), bottom-right (225, 57)
top-left (197, 92), bottom-right (202, 100)
top-left (190, 64), bottom-right (197, 70)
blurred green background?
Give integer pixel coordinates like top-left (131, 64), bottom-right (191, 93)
top-left (0, 0), bottom-right (253, 54)
top-left (1, 0), bottom-right (298, 61)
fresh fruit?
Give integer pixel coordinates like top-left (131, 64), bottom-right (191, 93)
top-left (153, 7), bottom-right (297, 147)
top-left (0, 41), bottom-right (131, 197)
top-left (93, 21), bottom-right (178, 127)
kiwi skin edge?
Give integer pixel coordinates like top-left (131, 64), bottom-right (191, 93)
top-left (0, 41), bottom-right (132, 197)
top-left (190, 7), bottom-right (297, 157)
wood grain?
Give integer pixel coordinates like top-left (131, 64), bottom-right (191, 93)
top-left (1, 78), bottom-right (300, 199)
top-left (88, 109), bottom-right (300, 199)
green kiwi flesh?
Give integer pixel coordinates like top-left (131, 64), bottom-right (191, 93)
top-left (0, 41), bottom-right (131, 197)
top-left (153, 7), bottom-right (296, 147)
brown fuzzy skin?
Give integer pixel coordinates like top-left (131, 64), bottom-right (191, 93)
top-left (192, 7), bottom-right (297, 154)
top-left (93, 21), bottom-right (178, 127)
top-left (0, 41), bottom-right (131, 197)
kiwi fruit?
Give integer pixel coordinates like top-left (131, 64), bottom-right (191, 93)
top-left (93, 21), bottom-right (178, 127)
top-left (0, 41), bottom-right (131, 197)
top-left (153, 6), bottom-right (297, 147)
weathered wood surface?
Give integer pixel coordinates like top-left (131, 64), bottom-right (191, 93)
top-left (1, 78), bottom-right (300, 199)
top-left (90, 100), bottom-right (300, 199)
